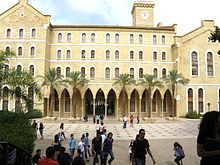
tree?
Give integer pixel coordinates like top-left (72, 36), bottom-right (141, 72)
top-left (65, 71), bottom-right (88, 118)
top-left (165, 69), bottom-right (189, 117)
top-left (140, 74), bottom-right (164, 118)
top-left (113, 73), bottom-right (136, 116)
top-left (40, 68), bottom-right (64, 117)
top-left (209, 26), bottom-right (220, 43)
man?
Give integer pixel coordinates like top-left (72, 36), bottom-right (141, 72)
top-left (92, 130), bottom-right (103, 165)
top-left (32, 149), bottom-right (41, 165)
top-left (132, 129), bottom-right (156, 165)
top-left (103, 132), bottom-right (114, 165)
top-left (123, 115), bottom-right (127, 128)
top-left (78, 136), bottom-right (86, 162)
top-left (68, 134), bottom-right (76, 160)
top-left (72, 149), bottom-right (86, 165)
top-left (38, 146), bottom-right (59, 165)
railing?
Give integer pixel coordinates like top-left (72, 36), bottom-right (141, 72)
top-left (0, 142), bottom-right (32, 165)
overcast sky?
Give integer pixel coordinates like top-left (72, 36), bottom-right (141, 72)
top-left (0, 0), bottom-right (219, 35)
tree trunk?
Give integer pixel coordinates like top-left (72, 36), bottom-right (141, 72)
top-left (147, 91), bottom-right (151, 118)
top-left (73, 92), bottom-right (77, 118)
top-left (122, 89), bottom-right (125, 116)
top-left (50, 87), bottom-right (54, 117)
top-left (172, 84), bottom-right (175, 117)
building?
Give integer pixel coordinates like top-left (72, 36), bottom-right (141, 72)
top-left (0, 0), bottom-right (219, 119)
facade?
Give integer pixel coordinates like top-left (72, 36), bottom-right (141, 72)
top-left (0, 0), bottom-right (219, 119)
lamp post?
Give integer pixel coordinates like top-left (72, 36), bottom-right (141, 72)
top-left (207, 102), bottom-right (210, 112)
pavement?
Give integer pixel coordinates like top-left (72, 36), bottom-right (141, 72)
top-left (34, 117), bottom-right (201, 165)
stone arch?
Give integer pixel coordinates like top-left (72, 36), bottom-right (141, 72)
top-left (163, 90), bottom-right (172, 117)
top-left (95, 89), bottom-right (105, 115)
top-left (60, 89), bottom-right (70, 117)
top-left (130, 89), bottom-right (139, 113)
top-left (84, 89), bottom-right (93, 115)
top-left (118, 89), bottom-right (128, 117)
top-left (107, 89), bottom-right (116, 116)
top-left (152, 89), bottom-right (162, 117)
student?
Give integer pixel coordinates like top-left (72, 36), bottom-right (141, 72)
top-left (39, 122), bottom-right (44, 139)
top-left (123, 115), bottom-right (127, 129)
top-left (72, 149), bottom-right (86, 165)
top-left (92, 130), bottom-right (103, 165)
top-left (60, 123), bottom-right (66, 139)
top-left (197, 111), bottom-right (220, 165)
top-left (38, 146), bottom-right (59, 165)
top-left (32, 149), bottom-right (41, 165)
top-left (129, 139), bottom-right (134, 163)
top-left (68, 134), bottom-right (76, 160)
top-left (103, 132), bottom-right (114, 165)
top-left (78, 136), bottom-right (86, 162)
top-left (84, 132), bottom-right (91, 161)
top-left (130, 114), bottom-right (134, 127)
top-left (173, 142), bottom-right (185, 165)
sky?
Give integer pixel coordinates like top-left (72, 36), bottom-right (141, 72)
top-left (0, 0), bottom-right (219, 35)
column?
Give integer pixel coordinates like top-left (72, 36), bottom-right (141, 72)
top-left (104, 99), bottom-right (107, 119)
top-left (139, 98), bottom-right (142, 119)
top-left (116, 99), bottom-right (119, 119)
top-left (47, 98), bottom-right (50, 117)
top-left (128, 98), bottom-right (130, 117)
top-left (59, 97), bottom-right (62, 117)
top-left (161, 99), bottom-right (163, 118)
top-left (70, 97), bottom-right (73, 118)
top-left (81, 98), bottom-right (84, 120)
top-left (93, 99), bottom-right (95, 116)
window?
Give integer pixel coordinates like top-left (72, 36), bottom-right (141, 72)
top-left (153, 35), bottom-right (157, 44)
top-left (130, 51), bottom-right (134, 60)
top-left (91, 33), bottom-right (95, 43)
top-left (105, 67), bottom-right (110, 79)
top-left (130, 68), bottom-right (134, 78)
top-left (153, 51), bottom-right (157, 61)
top-left (106, 33), bottom-right (110, 43)
top-left (161, 35), bottom-right (166, 44)
top-left (31, 29), bottom-right (36, 38)
top-left (4, 65), bottom-right (9, 74)
top-left (17, 65), bottom-right (22, 72)
top-left (18, 47), bottom-right (23, 56)
top-left (5, 47), bottom-right (10, 53)
top-left (30, 47), bottom-right (35, 56)
top-left (57, 50), bottom-right (61, 59)
top-left (6, 29), bottom-right (11, 38)
top-left (162, 69), bottom-right (166, 79)
top-left (81, 67), bottom-right (85, 78)
top-left (66, 67), bottom-right (70, 77)
top-left (82, 33), bottom-right (86, 43)
top-left (115, 34), bottom-right (119, 43)
top-left (91, 50), bottom-right (95, 59)
top-left (67, 33), bottom-right (71, 42)
top-left (139, 68), bottom-right (143, 78)
top-left (198, 88), bottom-right (203, 113)
top-left (139, 34), bottom-right (143, 44)
top-left (115, 68), bottom-right (119, 79)
top-left (139, 51), bottom-right (143, 60)
top-left (130, 34), bottom-right (134, 43)
top-left (162, 52), bottom-right (166, 61)
top-left (191, 51), bottom-right (198, 76)
top-left (19, 29), bottom-right (24, 38)
top-left (188, 88), bottom-right (193, 111)
top-left (57, 67), bottom-right (61, 77)
top-left (81, 50), bottom-right (86, 59)
top-left (207, 52), bottom-right (213, 76)
top-left (90, 67), bottom-right (95, 79)
top-left (58, 33), bottom-right (62, 42)
top-left (29, 65), bottom-right (34, 76)
top-left (66, 50), bottom-right (71, 59)
top-left (106, 50), bottom-right (110, 60)
top-left (153, 68), bottom-right (158, 78)
top-left (115, 50), bottom-right (119, 60)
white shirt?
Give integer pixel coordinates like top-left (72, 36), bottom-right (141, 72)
top-left (78, 141), bottom-right (85, 152)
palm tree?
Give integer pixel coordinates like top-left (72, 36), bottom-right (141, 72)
top-left (113, 73), bottom-right (136, 116)
top-left (140, 74), bottom-right (164, 118)
top-left (40, 68), bottom-right (64, 117)
top-left (209, 26), bottom-right (220, 43)
top-left (165, 69), bottom-right (189, 117)
top-left (65, 71), bottom-right (88, 118)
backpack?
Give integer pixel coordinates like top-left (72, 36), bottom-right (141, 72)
top-left (178, 147), bottom-right (185, 158)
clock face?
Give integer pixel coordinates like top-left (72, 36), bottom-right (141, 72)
top-left (141, 11), bottom-right (148, 19)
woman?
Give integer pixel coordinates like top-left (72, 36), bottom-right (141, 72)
top-left (60, 123), bottom-right (66, 139)
top-left (173, 142), bottom-right (185, 165)
top-left (39, 122), bottom-right (44, 139)
top-left (197, 111), bottom-right (220, 165)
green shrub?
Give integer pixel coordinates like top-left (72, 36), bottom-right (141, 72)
top-left (186, 111), bottom-right (200, 119)
top-left (25, 109), bottom-right (42, 119)
top-left (0, 111), bottom-right (35, 154)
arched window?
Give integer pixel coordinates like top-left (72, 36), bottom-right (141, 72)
top-left (56, 67), bottom-right (61, 77)
top-left (58, 33), bottom-right (62, 42)
top-left (191, 51), bottom-right (198, 76)
top-left (198, 88), bottom-right (203, 113)
top-left (161, 35), bottom-right (166, 44)
top-left (66, 67), bottom-right (70, 77)
top-left (29, 65), bottom-right (34, 76)
top-left (115, 50), bottom-right (119, 60)
top-left (130, 68), bottom-right (134, 78)
top-left (5, 47), bottom-right (10, 53)
top-left (31, 29), bottom-right (36, 38)
top-left (18, 47), bottom-right (23, 56)
top-left (4, 65), bottom-right (9, 74)
top-left (115, 68), bottom-right (119, 79)
top-left (162, 68), bottom-right (166, 79)
top-left (17, 65), bottom-right (22, 72)
top-left (105, 67), bottom-right (110, 79)
top-left (81, 67), bottom-right (85, 78)
top-left (130, 51), bottom-right (134, 60)
top-left (90, 67), bottom-right (95, 79)
top-left (139, 51), bottom-right (143, 60)
top-left (188, 88), bottom-right (193, 111)
top-left (91, 50), bottom-right (95, 59)
top-left (91, 33), bottom-right (95, 43)
top-left (2, 87), bottom-right (9, 110)
top-left (153, 35), bottom-right (157, 44)
top-left (162, 52), bottom-right (166, 61)
top-left (81, 50), bottom-right (86, 59)
top-left (153, 68), bottom-right (158, 78)
top-left (67, 33), bottom-right (71, 42)
top-left (57, 50), bottom-right (61, 59)
top-left (139, 34), bottom-right (143, 44)
top-left (207, 52), bottom-right (213, 76)
top-left (139, 68), bottom-right (143, 78)
top-left (106, 33), bottom-right (110, 43)
top-left (115, 34), bottom-right (119, 43)
top-left (82, 33), bottom-right (86, 43)
top-left (19, 29), bottom-right (24, 38)
top-left (153, 51), bottom-right (157, 61)
top-left (6, 29), bottom-right (11, 38)
top-left (106, 50), bottom-right (110, 60)
top-left (66, 50), bottom-right (71, 59)
top-left (30, 46), bottom-right (35, 56)
top-left (130, 34), bottom-right (134, 43)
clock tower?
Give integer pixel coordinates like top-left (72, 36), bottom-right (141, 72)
top-left (131, 0), bottom-right (155, 27)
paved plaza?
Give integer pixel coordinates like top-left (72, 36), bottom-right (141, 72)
top-left (34, 118), bottom-right (201, 165)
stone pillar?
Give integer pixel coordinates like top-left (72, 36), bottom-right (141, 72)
top-left (47, 98), bottom-right (50, 117)
top-left (128, 98), bottom-right (130, 117)
top-left (161, 99), bottom-right (164, 118)
top-left (81, 98), bottom-right (84, 120)
top-left (104, 99), bottom-right (107, 119)
top-left (139, 98), bottom-right (142, 119)
top-left (93, 99), bottom-right (95, 116)
top-left (116, 99), bottom-right (119, 119)
top-left (59, 97), bottom-right (62, 118)
top-left (70, 97), bottom-right (73, 118)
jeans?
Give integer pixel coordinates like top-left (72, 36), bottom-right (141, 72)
top-left (134, 158), bottom-right (145, 165)
top-left (174, 156), bottom-right (183, 165)
top-left (69, 148), bottom-right (75, 159)
top-left (93, 150), bottom-right (103, 165)
top-left (103, 150), bottom-right (114, 165)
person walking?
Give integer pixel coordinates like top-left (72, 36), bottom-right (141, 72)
top-left (78, 136), bottom-right (86, 162)
top-left (132, 128), bottom-right (156, 165)
top-left (32, 149), bottom-right (41, 165)
top-left (84, 132), bottom-right (91, 161)
top-left (39, 122), bottom-right (44, 139)
top-left (68, 134), bottom-right (76, 160)
top-left (130, 114), bottom-right (134, 127)
top-left (72, 149), bottom-right (86, 165)
top-left (38, 146), bottom-right (59, 165)
top-left (32, 120), bottom-right (38, 138)
top-left (129, 139), bottom-right (134, 163)
top-left (92, 130), bottom-right (103, 165)
top-left (103, 132), bottom-right (114, 165)
top-left (173, 142), bottom-right (185, 165)
top-left (123, 115), bottom-right (127, 129)
top-left (60, 123), bottom-right (66, 139)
